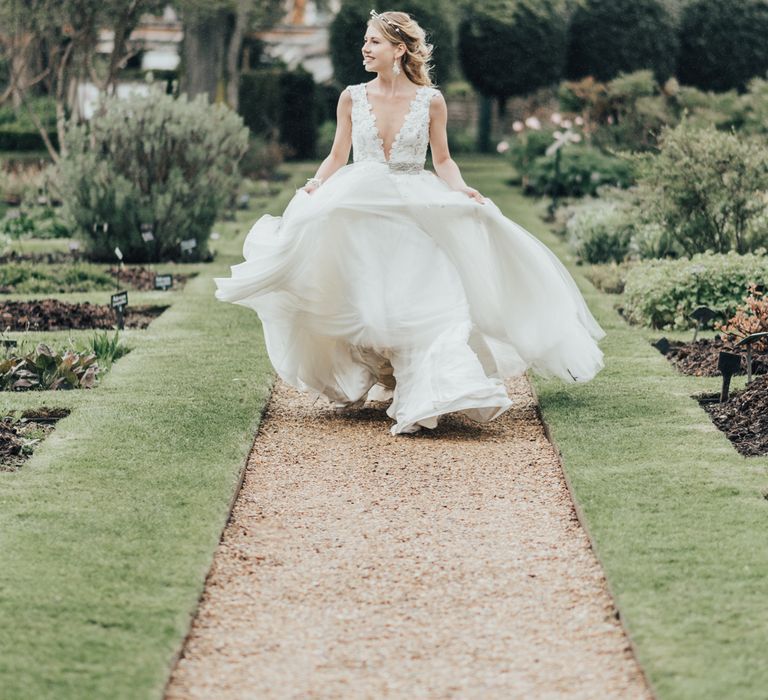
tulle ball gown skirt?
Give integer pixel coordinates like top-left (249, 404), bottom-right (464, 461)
top-left (214, 161), bottom-right (606, 435)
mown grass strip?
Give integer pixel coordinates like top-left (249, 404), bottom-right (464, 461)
top-left (0, 168), bottom-right (311, 699)
top-left (464, 156), bottom-right (768, 700)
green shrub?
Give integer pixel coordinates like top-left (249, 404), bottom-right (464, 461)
top-left (330, 0), bottom-right (456, 87)
top-left (525, 145), bottom-right (635, 198)
top-left (622, 251), bottom-right (768, 329)
top-left (678, 0), bottom-right (768, 92)
top-left (566, 0), bottom-right (678, 83)
top-left (58, 86), bottom-right (248, 263)
top-left (507, 127), bottom-right (558, 177)
top-left (0, 343), bottom-right (99, 391)
top-left (565, 199), bottom-right (633, 263)
top-left (239, 135), bottom-right (284, 180)
top-left (634, 119), bottom-right (768, 255)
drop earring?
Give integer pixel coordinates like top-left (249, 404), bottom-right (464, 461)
top-left (393, 58), bottom-right (401, 76)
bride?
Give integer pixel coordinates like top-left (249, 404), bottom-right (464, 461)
top-left (214, 9), bottom-right (606, 436)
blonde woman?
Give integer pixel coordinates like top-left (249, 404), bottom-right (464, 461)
top-left (215, 10), bottom-right (605, 436)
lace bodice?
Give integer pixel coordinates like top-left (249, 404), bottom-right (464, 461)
top-left (347, 83), bottom-right (438, 171)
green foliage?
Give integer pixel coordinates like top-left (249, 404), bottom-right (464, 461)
top-left (524, 144), bottom-right (636, 198)
top-left (329, 0), bottom-right (456, 87)
top-left (0, 205), bottom-right (72, 240)
top-left (678, 0), bottom-right (768, 92)
top-left (58, 86), bottom-right (249, 263)
top-left (458, 0), bottom-right (567, 100)
top-left (239, 67), bottom-right (317, 159)
top-left (622, 251), bottom-right (768, 329)
top-left (507, 127), bottom-right (558, 175)
top-left (564, 196), bottom-right (683, 263)
top-left (85, 330), bottom-right (128, 367)
top-left (565, 199), bottom-right (633, 263)
top-left (0, 343), bottom-right (99, 391)
top-left (566, 0), bottom-right (678, 82)
top-left (634, 119), bottom-right (768, 255)
top-left (278, 68), bottom-right (317, 159)
top-left (238, 134), bottom-right (284, 179)
top-left (0, 262), bottom-right (116, 293)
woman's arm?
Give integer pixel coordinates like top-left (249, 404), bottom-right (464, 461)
top-left (302, 89), bottom-right (353, 193)
top-left (428, 92), bottom-right (486, 204)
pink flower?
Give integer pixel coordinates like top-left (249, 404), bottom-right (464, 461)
top-left (524, 116), bottom-right (541, 130)
top-left (496, 140), bottom-right (510, 154)
top-left (512, 120), bottom-right (524, 132)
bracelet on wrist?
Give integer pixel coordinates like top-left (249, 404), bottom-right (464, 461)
top-left (306, 177), bottom-right (323, 187)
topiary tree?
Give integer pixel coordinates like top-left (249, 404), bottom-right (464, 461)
top-left (458, 0), bottom-right (569, 150)
top-left (678, 0), bottom-right (768, 92)
top-left (58, 86), bottom-right (249, 263)
top-left (329, 0), bottom-right (456, 88)
top-left (565, 0), bottom-right (678, 83)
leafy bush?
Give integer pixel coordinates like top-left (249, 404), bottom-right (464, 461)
top-left (566, 0), bottom-right (678, 83)
top-left (565, 199), bottom-right (633, 263)
top-left (634, 119), bottom-right (768, 255)
top-left (0, 343), bottom-right (99, 391)
top-left (330, 0), bottom-right (456, 87)
top-left (715, 284), bottom-right (768, 353)
top-left (238, 135), bottom-right (285, 180)
top-left (524, 144), bottom-right (635, 198)
top-left (58, 86), bottom-right (249, 263)
top-left (507, 127), bottom-right (559, 177)
top-left (678, 0), bottom-right (768, 92)
top-left (622, 251), bottom-right (768, 329)
top-left (582, 260), bottom-right (635, 294)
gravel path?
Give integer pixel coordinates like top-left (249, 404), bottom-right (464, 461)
top-left (165, 376), bottom-right (653, 699)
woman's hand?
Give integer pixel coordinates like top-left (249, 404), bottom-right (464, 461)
top-left (459, 186), bottom-right (487, 204)
top-left (300, 177), bottom-right (323, 195)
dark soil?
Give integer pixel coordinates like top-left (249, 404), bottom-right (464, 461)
top-left (0, 249), bottom-right (79, 265)
top-left (0, 299), bottom-right (168, 331)
top-left (697, 375), bottom-right (768, 457)
top-left (654, 336), bottom-right (768, 377)
top-left (106, 266), bottom-right (194, 291)
top-left (1, 406), bottom-right (70, 472)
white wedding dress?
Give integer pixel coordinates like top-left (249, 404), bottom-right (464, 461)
top-left (215, 83), bottom-right (606, 435)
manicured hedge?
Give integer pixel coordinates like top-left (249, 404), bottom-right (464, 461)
top-left (566, 0), bottom-right (678, 82)
top-left (678, 0), bottom-right (768, 92)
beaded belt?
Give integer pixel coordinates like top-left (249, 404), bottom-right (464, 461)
top-left (387, 161), bottom-right (423, 174)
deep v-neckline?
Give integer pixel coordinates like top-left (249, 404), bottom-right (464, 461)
top-left (362, 83), bottom-right (426, 162)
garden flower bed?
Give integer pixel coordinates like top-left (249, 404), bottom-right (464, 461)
top-left (0, 406), bottom-right (70, 471)
top-left (697, 375), bottom-right (768, 457)
top-left (653, 336), bottom-right (768, 376)
top-left (0, 299), bottom-right (167, 330)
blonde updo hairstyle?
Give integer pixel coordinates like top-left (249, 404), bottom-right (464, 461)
top-left (368, 11), bottom-right (435, 87)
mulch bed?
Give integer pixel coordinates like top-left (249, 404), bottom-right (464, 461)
top-left (0, 299), bottom-right (168, 331)
top-left (1, 406), bottom-right (70, 472)
top-left (654, 336), bottom-right (768, 377)
top-left (697, 375), bottom-right (768, 457)
top-left (106, 266), bottom-right (194, 291)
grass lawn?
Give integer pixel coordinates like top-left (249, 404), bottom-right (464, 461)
top-left (2, 155), bottom-right (766, 699)
top-left (0, 166), bottom-right (311, 699)
top-left (461, 156), bottom-right (768, 700)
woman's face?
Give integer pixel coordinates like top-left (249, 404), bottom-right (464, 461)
top-left (362, 25), bottom-right (400, 72)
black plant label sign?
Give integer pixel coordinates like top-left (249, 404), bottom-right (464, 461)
top-left (111, 291), bottom-right (128, 309)
top-left (154, 274), bottom-right (173, 290)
